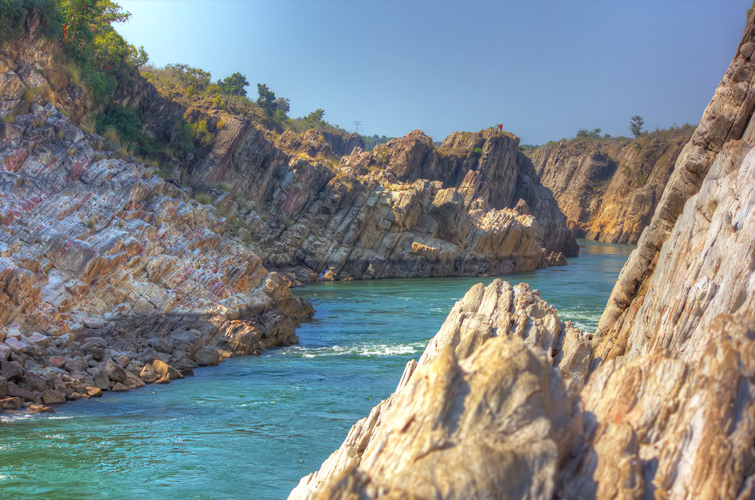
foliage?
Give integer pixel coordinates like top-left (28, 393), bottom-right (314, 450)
top-left (636, 171), bottom-right (647, 187)
top-left (22, 86), bottom-right (42, 102)
top-left (53, 0), bottom-right (148, 105)
top-left (576, 128), bottom-right (602, 139)
top-left (306, 108), bottom-right (325, 122)
top-left (363, 134), bottom-right (391, 151)
top-left (0, 0), bottom-right (62, 45)
top-left (630, 115), bottom-right (644, 138)
top-left (217, 72), bottom-right (248, 96)
top-left (275, 97), bottom-right (290, 114)
top-left (95, 104), bottom-right (157, 156)
top-left (256, 83), bottom-right (277, 117)
top-left (165, 63), bottom-right (210, 91)
top-left (194, 192), bottom-right (211, 205)
top-left (473, 147), bottom-right (483, 154)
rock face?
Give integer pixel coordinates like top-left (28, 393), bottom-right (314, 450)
top-left (1, 9), bottom-right (578, 284)
top-left (291, 13), bottom-right (755, 500)
top-left (1, 10), bottom-right (577, 284)
top-left (186, 125), bottom-right (578, 282)
top-left (0, 101), bottom-right (312, 408)
top-left (526, 127), bottom-right (692, 244)
top-left (288, 280), bottom-right (590, 500)
top-left (594, 15), bottom-right (755, 356)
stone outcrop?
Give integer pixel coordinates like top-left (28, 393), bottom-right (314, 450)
top-left (288, 280), bottom-right (590, 500)
top-left (183, 125), bottom-right (578, 282)
top-left (1, 9), bottom-right (578, 284)
top-left (526, 127), bottom-right (693, 244)
top-left (291, 12), bottom-right (755, 500)
top-left (0, 101), bottom-right (312, 409)
top-left (594, 14), bottom-right (755, 357)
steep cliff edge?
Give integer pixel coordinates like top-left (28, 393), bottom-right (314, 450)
top-left (594, 14), bottom-right (755, 357)
top-left (526, 127), bottom-right (692, 244)
top-left (0, 101), bottom-right (312, 410)
top-left (290, 12), bottom-right (755, 500)
top-left (1, 9), bottom-right (577, 283)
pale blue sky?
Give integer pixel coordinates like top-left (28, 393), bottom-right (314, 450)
top-left (116, 0), bottom-right (750, 145)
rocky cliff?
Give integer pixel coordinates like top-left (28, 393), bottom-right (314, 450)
top-left (526, 127), bottom-right (693, 244)
top-left (0, 100), bottom-right (312, 411)
top-left (1, 9), bottom-right (578, 285)
top-left (290, 11), bottom-right (755, 500)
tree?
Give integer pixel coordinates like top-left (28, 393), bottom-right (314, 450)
top-left (306, 108), bottom-right (325, 122)
top-left (576, 128), bottom-right (601, 139)
top-left (217, 72), bottom-right (249, 96)
top-left (61, 0), bottom-right (131, 61)
top-left (166, 63), bottom-right (211, 91)
top-left (630, 115), bottom-right (644, 138)
top-left (275, 97), bottom-right (290, 114)
top-left (256, 83), bottom-right (277, 117)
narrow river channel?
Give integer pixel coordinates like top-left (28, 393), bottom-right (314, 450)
top-left (0, 240), bottom-right (633, 499)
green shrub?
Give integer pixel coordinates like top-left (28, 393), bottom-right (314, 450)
top-left (636, 172), bottom-right (647, 187)
top-left (0, 0), bottom-right (62, 45)
top-left (473, 147), bottom-right (483, 154)
top-left (22, 86), bottom-right (42, 103)
top-left (194, 192), bottom-right (211, 205)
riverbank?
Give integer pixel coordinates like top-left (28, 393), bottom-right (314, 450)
top-left (0, 240), bottom-right (632, 500)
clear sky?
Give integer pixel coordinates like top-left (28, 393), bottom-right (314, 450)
top-left (115, 0), bottom-right (750, 145)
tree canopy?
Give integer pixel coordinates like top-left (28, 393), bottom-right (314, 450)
top-left (630, 115), bottom-right (645, 138)
top-left (217, 72), bottom-right (248, 97)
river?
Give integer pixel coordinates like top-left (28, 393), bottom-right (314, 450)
top-left (0, 240), bottom-right (633, 499)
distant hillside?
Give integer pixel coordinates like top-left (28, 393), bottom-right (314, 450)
top-left (524, 127), bottom-right (694, 244)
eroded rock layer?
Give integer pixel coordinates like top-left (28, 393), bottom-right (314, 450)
top-left (594, 14), bottom-right (755, 356)
top-left (0, 102), bottom-right (311, 410)
top-left (1, 10), bottom-right (577, 284)
top-left (289, 280), bottom-right (590, 500)
top-left (196, 127), bottom-right (578, 282)
top-left (526, 127), bottom-right (693, 244)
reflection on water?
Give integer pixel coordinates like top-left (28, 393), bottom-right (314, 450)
top-left (0, 239), bottom-right (633, 500)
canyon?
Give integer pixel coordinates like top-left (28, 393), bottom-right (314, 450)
top-left (0, 8), bottom-right (576, 411)
top-left (289, 10), bottom-right (755, 500)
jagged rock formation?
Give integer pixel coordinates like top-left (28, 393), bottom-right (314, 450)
top-left (290, 12), bottom-right (755, 500)
top-left (1, 10), bottom-right (577, 284)
top-left (157, 120), bottom-right (578, 282)
top-left (0, 102), bottom-right (312, 410)
top-left (526, 127), bottom-right (693, 244)
top-left (594, 14), bottom-right (755, 357)
top-left (289, 280), bottom-right (589, 500)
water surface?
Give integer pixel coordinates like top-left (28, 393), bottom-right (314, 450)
top-left (0, 240), bottom-right (633, 499)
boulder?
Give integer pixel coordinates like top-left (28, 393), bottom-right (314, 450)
top-left (151, 359), bottom-right (183, 380)
top-left (193, 346), bottom-right (221, 366)
top-left (139, 364), bottom-right (159, 384)
top-left (40, 389), bottom-right (66, 405)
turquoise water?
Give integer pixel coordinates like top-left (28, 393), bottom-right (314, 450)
top-left (0, 240), bottom-right (633, 500)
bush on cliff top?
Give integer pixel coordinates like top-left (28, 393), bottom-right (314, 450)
top-left (0, 0), bottom-right (61, 44)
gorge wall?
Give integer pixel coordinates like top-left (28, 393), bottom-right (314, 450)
top-left (0, 98), bottom-right (312, 410)
top-left (290, 10), bottom-right (755, 500)
top-left (526, 127), bottom-right (693, 244)
top-left (0, 8), bottom-right (579, 411)
top-left (2, 9), bottom-right (577, 285)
